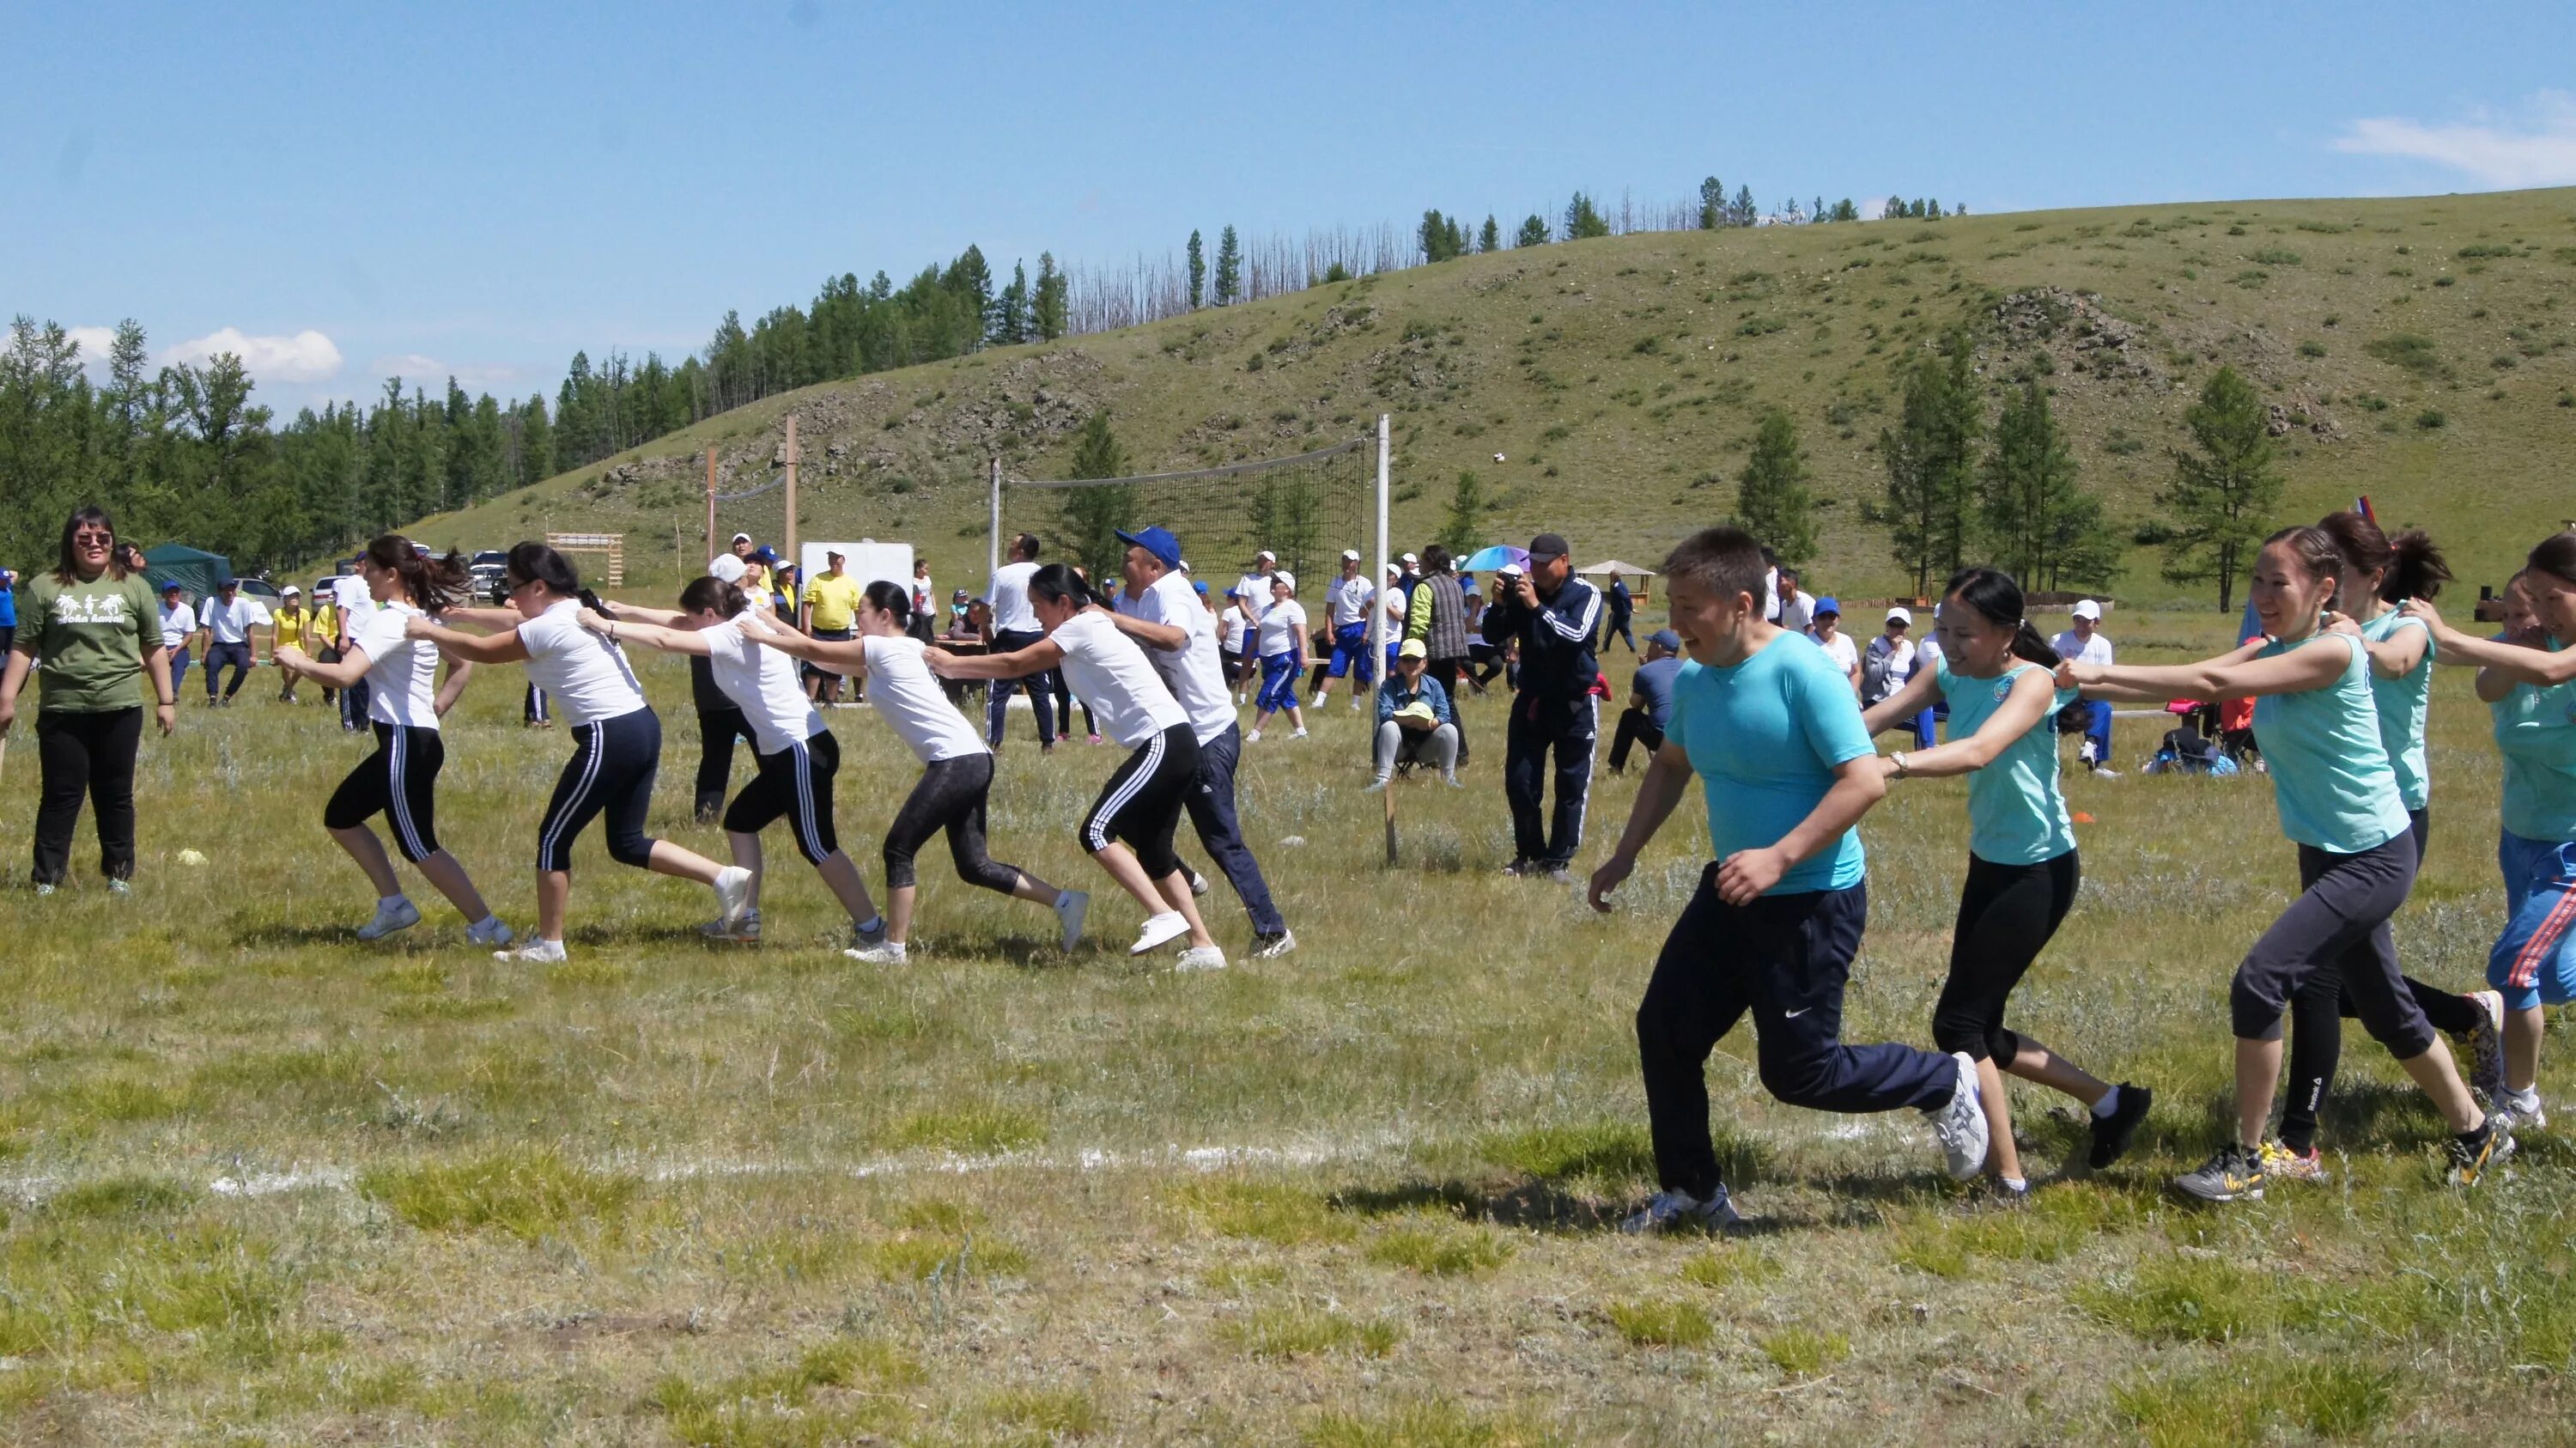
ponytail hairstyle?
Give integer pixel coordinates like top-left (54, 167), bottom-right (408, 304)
top-left (1027, 562), bottom-right (1097, 611)
top-left (2261, 525), bottom-right (2345, 609)
top-left (2318, 510), bottom-right (2451, 603)
top-left (54, 505), bottom-right (122, 584)
top-left (504, 541), bottom-right (581, 599)
top-left (366, 533), bottom-right (472, 612)
top-left (863, 578), bottom-right (913, 627)
top-left (677, 575), bottom-right (750, 618)
top-left (2525, 532), bottom-right (2576, 592)
top-left (1941, 566), bottom-right (2058, 667)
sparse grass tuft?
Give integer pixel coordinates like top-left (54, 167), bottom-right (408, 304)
top-left (884, 1102), bottom-right (1044, 1153)
top-left (1365, 1218), bottom-right (1516, 1276)
top-left (1679, 1244), bottom-right (1779, 1289)
top-left (1603, 1299), bottom-right (1712, 1348)
top-left (1476, 1121), bottom-right (1654, 1183)
top-left (1757, 1326), bottom-right (1850, 1376)
top-left (358, 1147), bottom-right (636, 1243)
top-left (1225, 1303), bottom-right (1403, 1360)
top-left (1176, 1180), bottom-right (1357, 1245)
top-left (46, 1174), bottom-right (195, 1219)
top-left (1305, 1399), bottom-right (1566, 1447)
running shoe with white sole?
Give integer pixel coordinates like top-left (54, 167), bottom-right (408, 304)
top-left (711, 866), bottom-right (755, 929)
top-left (2464, 989), bottom-right (2507, 1104)
top-left (845, 941), bottom-right (908, 965)
top-left (1250, 929), bottom-right (1297, 960)
top-left (355, 897), bottom-right (422, 940)
top-left (1174, 945), bottom-right (1227, 972)
top-left (106, 879), bottom-right (132, 896)
top-left (1184, 870), bottom-right (1211, 897)
top-left (33, 883), bottom-right (55, 897)
top-left (1929, 1051), bottom-right (1991, 1181)
top-left (2448, 1120), bottom-right (2514, 1187)
top-left (2499, 1086), bottom-right (2547, 1131)
top-left (1131, 911), bottom-right (1191, 954)
top-left (2087, 1082), bottom-right (2154, 1170)
top-left (496, 939), bottom-right (568, 964)
top-left (702, 910), bottom-right (762, 943)
top-left (2174, 1143), bottom-right (2264, 1202)
top-left (2257, 1139), bottom-right (2328, 1183)
top-left (2090, 766), bottom-right (2121, 780)
top-left (466, 916), bottom-right (514, 948)
top-left (1054, 890), bottom-right (1089, 951)
top-left (1619, 1187), bottom-right (1744, 1235)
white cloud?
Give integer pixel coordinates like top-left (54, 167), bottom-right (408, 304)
top-left (158, 327), bottom-right (343, 384)
top-left (64, 325), bottom-right (121, 364)
top-left (2335, 90), bottom-right (2576, 188)
top-left (368, 353), bottom-right (525, 393)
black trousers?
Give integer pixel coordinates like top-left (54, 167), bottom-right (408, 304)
top-left (537, 708), bottom-right (662, 873)
top-left (694, 704), bottom-right (756, 821)
top-left (323, 722), bottom-right (445, 861)
top-left (1607, 709), bottom-right (1662, 772)
top-left (1636, 870), bottom-right (1958, 1200)
top-left (33, 707), bottom-right (142, 885)
top-left (724, 730), bottom-right (840, 864)
top-left (204, 640), bottom-right (252, 698)
top-left (986, 628), bottom-right (1055, 747)
top-left (1080, 724), bottom-right (1200, 877)
top-left (1931, 852), bottom-right (2081, 1063)
top-left (882, 751), bottom-right (1024, 893)
top-left (1504, 694), bottom-right (1596, 868)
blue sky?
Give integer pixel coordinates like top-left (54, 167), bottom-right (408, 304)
top-left (7, 1), bottom-right (2573, 412)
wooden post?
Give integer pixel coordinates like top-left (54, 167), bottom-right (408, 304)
top-left (783, 414), bottom-right (799, 570)
top-left (703, 447), bottom-right (717, 566)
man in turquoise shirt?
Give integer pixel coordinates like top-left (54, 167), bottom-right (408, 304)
top-left (1589, 526), bottom-right (1988, 1234)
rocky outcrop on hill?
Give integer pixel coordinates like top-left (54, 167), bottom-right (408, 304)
top-left (1991, 288), bottom-right (2164, 385)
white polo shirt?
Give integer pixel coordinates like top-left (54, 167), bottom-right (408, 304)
top-left (1116, 570), bottom-right (1235, 745)
top-left (158, 601), bottom-right (197, 649)
top-left (1049, 610), bottom-right (1188, 748)
top-left (987, 561), bottom-right (1040, 634)
top-left (515, 599), bottom-right (647, 728)
top-left (203, 594), bottom-right (265, 645)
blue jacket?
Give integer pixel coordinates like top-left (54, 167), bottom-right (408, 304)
top-left (1482, 575), bottom-right (1601, 701)
top-left (1376, 672), bottom-right (1454, 727)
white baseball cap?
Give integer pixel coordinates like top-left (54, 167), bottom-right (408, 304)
top-left (281, 584), bottom-right (301, 596)
top-left (1341, 548), bottom-right (1360, 562)
top-left (2072, 599), bottom-right (2103, 620)
top-left (730, 532), bottom-right (752, 545)
top-left (1257, 550), bottom-right (1276, 563)
top-left (1498, 562), bottom-right (1525, 578)
top-left (1886, 606), bottom-right (1913, 625)
top-left (709, 555), bottom-right (748, 583)
top-left (1273, 569), bottom-right (1297, 593)
top-left (1400, 551), bottom-right (1418, 565)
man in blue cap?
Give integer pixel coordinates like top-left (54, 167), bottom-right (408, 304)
top-left (1107, 524), bottom-right (1297, 958)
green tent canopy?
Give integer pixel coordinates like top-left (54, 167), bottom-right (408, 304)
top-left (140, 543), bottom-right (231, 602)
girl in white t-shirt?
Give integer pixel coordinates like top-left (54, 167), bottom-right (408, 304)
top-left (273, 533), bottom-right (510, 948)
top-left (748, 580), bottom-right (1087, 964)
top-left (1249, 571), bottom-right (1309, 741)
top-left (582, 574), bottom-right (884, 951)
top-left (929, 564), bottom-right (1222, 969)
top-left (409, 542), bottom-right (751, 964)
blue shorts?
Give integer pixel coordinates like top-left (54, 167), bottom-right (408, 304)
top-left (2492, 830), bottom-right (2576, 1010)
top-left (1255, 653), bottom-right (1302, 712)
top-left (1326, 622), bottom-right (1375, 681)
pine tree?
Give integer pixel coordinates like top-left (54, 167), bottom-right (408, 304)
top-left (1735, 410), bottom-right (1818, 567)
top-left (1878, 328), bottom-right (1984, 596)
top-left (1438, 468), bottom-right (1493, 556)
top-left (1034, 253), bottom-right (1067, 341)
top-left (1814, 196), bottom-right (1826, 224)
top-left (993, 260), bottom-right (1030, 345)
top-left (1883, 196), bottom-right (1907, 220)
top-left (1516, 214), bottom-right (1550, 247)
top-left (1059, 411), bottom-right (1136, 581)
top-left (1213, 226), bottom-right (1242, 305)
top-left (1563, 192), bottom-right (1610, 240)
top-left (1731, 185), bottom-right (1756, 226)
top-left (1419, 210), bottom-right (1463, 263)
top-left (2159, 365), bottom-right (2281, 612)
top-left (516, 393), bottom-right (554, 488)
top-left (1479, 215), bottom-right (1500, 252)
top-left (1187, 229), bottom-right (1206, 309)
top-left (1978, 380), bottom-right (2116, 591)
top-left (1698, 176), bottom-right (1726, 229)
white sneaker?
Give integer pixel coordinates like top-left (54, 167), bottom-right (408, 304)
top-left (1185, 869), bottom-right (1212, 897)
top-left (1363, 777), bottom-right (1390, 792)
top-left (1175, 945), bottom-right (1228, 971)
top-left (1931, 1051), bottom-right (1991, 1181)
top-left (1246, 730), bottom-right (1263, 743)
top-left (1348, 700), bottom-right (1363, 712)
top-left (497, 939), bottom-right (568, 964)
top-left (702, 910), bottom-right (762, 943)
top-left (1054, 890), bottom-right (1089, 951)
top-left (845, 941), bottom-right (908, 964)
top-left (34, 883), bottom-right (56, 897)
top-left (711, 866), bottom-right (755, 928)
top-left (1250, 929), bottom-right (1297, 960)
top-left (2501, 1086), bottom-right (2548, 1131)
top-left (2090, 766), bottom-right (2120, 780)
top-left (1443, 773), bottom-right (1463, 788)
top-left (1131, 910), bottom-right (1191, 955)
top-left (466, 916), bottom-right (513, 947)
top-left (1291, 727), bottom-right (1309, 739)
top-left (355, 897), bottom-right (422, 940)
top-left (106, 879), bottom-right (133, 897)
top-left (1619, 1187), bottom-right (1743, 1235)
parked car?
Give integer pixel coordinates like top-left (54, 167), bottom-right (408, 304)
top-left (469, 551), bottom-right (509, 604)
top-left (236, 578), bottom-right (282, 605)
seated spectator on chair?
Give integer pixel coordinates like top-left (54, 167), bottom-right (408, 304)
top-left (1365, 639), bottom-right (1461, 789)
top-left (1607, 630), bottom-right (1684, 774)
top-left (2050, 598), bottom-right (2119, 778)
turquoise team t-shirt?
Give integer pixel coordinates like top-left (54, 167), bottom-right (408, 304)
top-left (1668, 632), bottom-right (1875, 895)
top-left (2251, 632), bottom-right (2411, 855)
top-left (2491, 636), bottom-right (2576, 843)
top-left (1935, 657), bottom-right (2077, 866)
top-left (2359, 609), bottom-right (2433, 812)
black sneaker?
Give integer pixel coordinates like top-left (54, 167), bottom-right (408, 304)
top-left (2172, 1143), bottom-right (2263, 1203)
top-left (2087, 1083), bottom-right (2154, 1170)
top-left (2447, 1120), bottom-right (2515, 1187)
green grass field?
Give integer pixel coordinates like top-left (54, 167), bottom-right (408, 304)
top-left (394, 188), bottom-right (2576, 608)
top-left (3, 606), bottom-right (2574, 1444)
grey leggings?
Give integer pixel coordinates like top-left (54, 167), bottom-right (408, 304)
top-left (881, 751), bottom-right (1024, 893)
top-left (2230, 831), bottom-right (2434, 1059)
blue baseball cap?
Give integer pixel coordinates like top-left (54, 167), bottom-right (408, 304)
top-left (1115, 526), bottom-right (1182, 569)
top-left (1813, 596), bottom-right (1841, 617)
top-left (752, 545), bottom-right (782, 563)
top-left (1648, 629), bottom-right (1681, 651)
top-left (1194, 580), bottom-right (1210, 594)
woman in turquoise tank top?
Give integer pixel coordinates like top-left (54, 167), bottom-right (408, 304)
top-left (1861, 568), bottom-right (2152, 1196)
top-left (2059, 526), bottom-right (2504, 1203)
top-left (2273, 514), bottom-right (2505, 1182)
top-left (2402, 533), bottom-right (2576, 1135)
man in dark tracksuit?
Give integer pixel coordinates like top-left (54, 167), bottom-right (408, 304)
top-left (1483, 532), bottom-right (1602, 880)
top-left (1606, 574), bottom-right (1637, 653)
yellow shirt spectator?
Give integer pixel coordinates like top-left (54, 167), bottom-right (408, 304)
top-left (272, 605), bottom-right (313, 654)
top-left (804, 571), bottom-right (863, 633)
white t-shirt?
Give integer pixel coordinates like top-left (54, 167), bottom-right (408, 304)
top-left (349, 601), bottom-right (442, 728)
top-left (1327, 573), bottom-right (1375, 629)
top-left (1779, 590), bottom-right (1814, 636)
top-left (1117, 570), bottom-right (1235, 745)
top-left (515, 600), bottom-right (647, 728)
top-left (158, 602), bottom-right (197, 649)
top-left (1218, 605), bottom-right (1249, 654)
top-left (1763, 567), bottom-right (1780, 624)
top-left (1049, 610), bottom-right (1188, 748)
top-left (204, 594), bottom-right (265, 644)
top-left (1257, 599), bottom-right (1308, 658)
top-left (1233, 573), bottom-right (1273, 624)
top-left (1811, 629), bottom-right (1859, 678)
top-left (702, 619), bottom-right (823, 755)
top-left (911, 575), bottom-right (935, 617)
top-left (2051, 629), bottom-right (2114, 668)
top-left (862, 635), bottom-right (984, 764)
top-left (1382, 585), bottom-right (1407, 631)
top-left (988, 561), bottom-right (1040, 634)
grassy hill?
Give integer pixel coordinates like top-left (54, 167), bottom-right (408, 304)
top-left (402, 187), bottom-right (2576, 605)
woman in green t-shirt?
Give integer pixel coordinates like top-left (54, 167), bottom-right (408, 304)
top-left (0, 506), bottom-right (178, 892)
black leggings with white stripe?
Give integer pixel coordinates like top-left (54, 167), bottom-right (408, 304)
top-left (538, 707), bottom-right (661, 873)
top-left (723, 729), bottom-right (841, 865)
top-left (1079, 723), bottom-right (1200, 878)
top-left (883, 751), bottom-right (1024, 892)
top-left (325, 723), bottom-right (444, 862)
